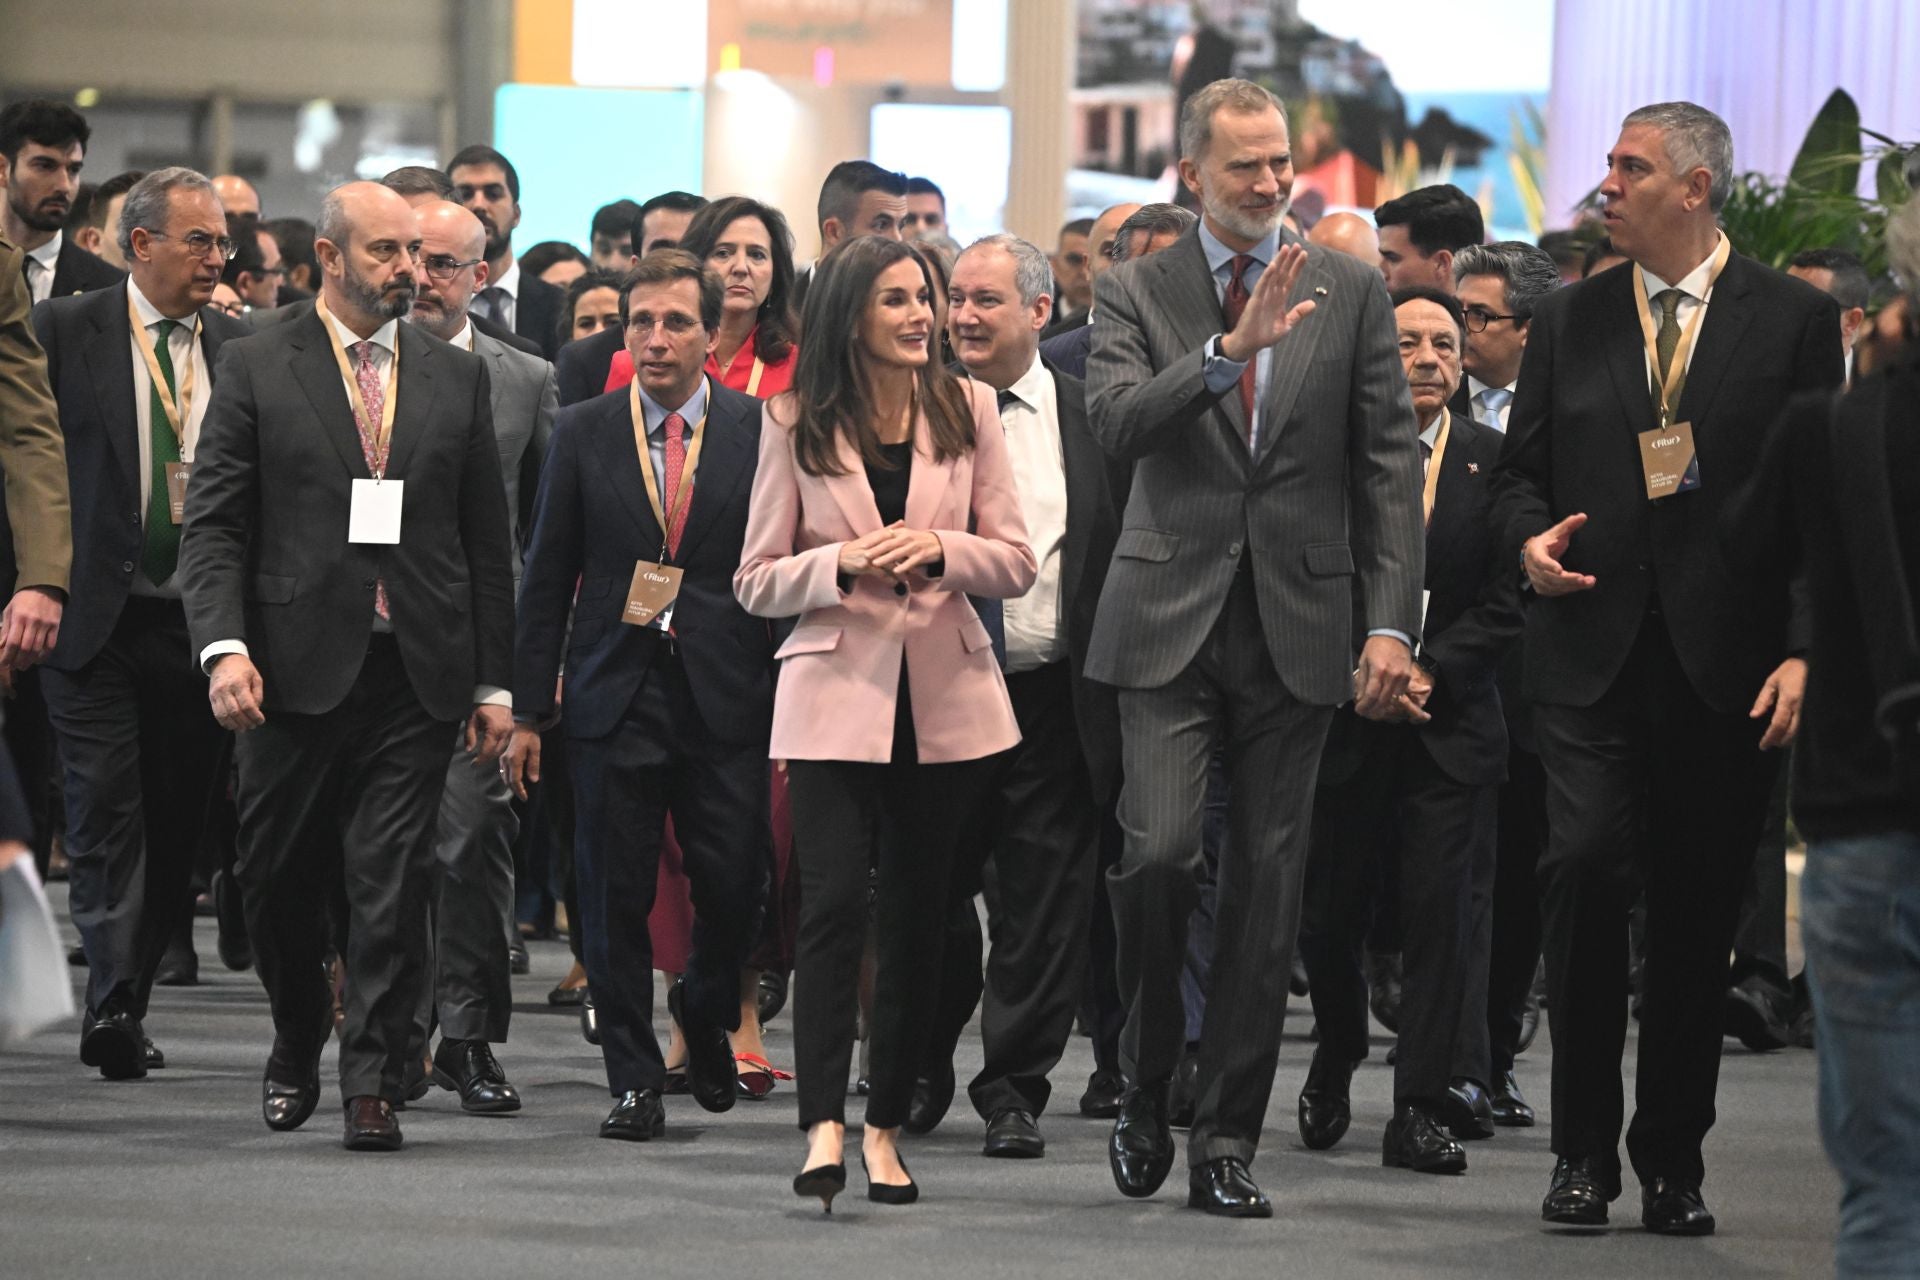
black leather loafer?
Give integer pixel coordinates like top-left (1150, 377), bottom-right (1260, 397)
top-left (1641, 1177), bottom-right (1715, 1236)
top-left (600, 1089), bottom-right (666, 1141)
top-left (1187, 1156), bottom-right (1271, 1218)
top-left (1488, 1069), bottom-right (1535, 1127)
top-left (667, 981), bottom-right (735, 1115)
top-left (1298, 1046), bottom-right (1354, 1150)
top-left (1542, 1155), bottom-right (1621, 1225)
top-left (1109, 1082), bottom-right (1175, 1198)
top-left (983, 1108), bottom-right (1045, 1158)
top-left (1382, 1103), bottom-right (1467, 1174)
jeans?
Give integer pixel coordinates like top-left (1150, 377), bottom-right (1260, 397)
top-left (1802, 830), bottom-right (1920, 1280)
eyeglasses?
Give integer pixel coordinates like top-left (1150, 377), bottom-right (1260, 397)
top-left (146, 230), bottom-right (238, 261)
top-left (210, 300), bottom-right (246, 318)
top-left (627, 312), bottom-right (703, 336)
top-left (1061, 252), bottom-right (1088, 268)
top-left (419, 254), bottom-right (482, 282)
top-left (1462, 305), bottom-right (1520, 333)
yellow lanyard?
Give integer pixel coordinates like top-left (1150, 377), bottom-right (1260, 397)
top-left (630, 377), bottom-right (710, 560)
top-left (127, 292), bottom-right (198, 453)
top-left (719, 337), bottom-right (767, 398)
top-left (1632, 234), bottom-right (1731, 428)
top-left (1421, 408), bottom-right (1451, 527)
top-left (315, 295), bottom-right (400, 477)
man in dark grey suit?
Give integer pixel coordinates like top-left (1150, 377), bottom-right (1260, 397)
top-left (1087, 78), bottom-right (1425, 1217)
top-left (398, 199), bottom-right (555, 1113)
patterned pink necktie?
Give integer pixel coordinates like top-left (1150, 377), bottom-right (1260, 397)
top-left (662, 411), bottom-right (690, 557)
top-left (350, 341), bottom-right (391, 620)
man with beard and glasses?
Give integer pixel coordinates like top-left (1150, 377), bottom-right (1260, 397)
top-left (1087, 77), bottom-right (1422, 1217)
top-left (0, 100), bottom-right (123, 303)
top-left (448, 145), bottom-right (563, 360)
top-left (179, 181), bottom-right (515, 1153)
top-left (397, 199), bottom-right (555, 1115)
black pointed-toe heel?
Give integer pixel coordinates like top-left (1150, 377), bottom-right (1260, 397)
top-left (861, 1151), bottom-right (920, 1205)
top-left (793, 1163), bottom-right (847, 1214)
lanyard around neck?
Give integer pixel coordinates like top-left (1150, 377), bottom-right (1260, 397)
top-left (316, 295), bottom-right (401, 478)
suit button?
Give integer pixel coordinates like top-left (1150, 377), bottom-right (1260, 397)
top-left (121, 561), bottom-right (134, 574)
top-left (893, 582), bottom-right (907, 597)
top-left (1227, 542), bottom-right (1241, 557)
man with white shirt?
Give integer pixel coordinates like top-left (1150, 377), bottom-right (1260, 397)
top-left (397, 199), bottom-right (556, 1115)
top-left (29, 168), bottom-right (247, 1080)
top-left (179, 180), bottom-right (515, 1151)
top-left (448, 145), bottom-right (563, 359)
top-left (1, 100), bottom-right (123, 304)
top-left (1450, 241), bottom-right (1561, 434)
top-left (1493, 101), bottom-right (1842, 1234)
top-left (921, 233), bottom-right (1123, 1160)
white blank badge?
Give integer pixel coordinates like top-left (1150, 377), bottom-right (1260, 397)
top-left (349, 478), bottom-right (405, 544)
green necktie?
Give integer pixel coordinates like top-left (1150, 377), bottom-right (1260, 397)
top-left (141, 319), bottom-right (183, 586)
top-left (1650, 288), bottom-right (1684, 421)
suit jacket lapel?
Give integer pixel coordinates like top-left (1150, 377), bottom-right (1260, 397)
top-left (1600, 266), bottom-right (1660, 438)
top-left (591, 390), bottom-right (665, 550)
top-left (1159, 232), bottom-right (1250, 449)
top-left (287, 310), bottom-right (373, 480)
top-left (80, 283), bottom-right (141, 502)
top-left (903, 401), bottom-right (945, 532)
top-left (1427, 416), bottom-right (1477, 569)
top-left (1253, 244), bottom-right (1332, 465)
top-left (673, 387), bottom-right (752, 561)
top-left (1671, 254), bottom-right (1755, 435)
top-left (823, 430), bottom-right (882, 536)
top-left (381, 325), bottom-right (434, 479)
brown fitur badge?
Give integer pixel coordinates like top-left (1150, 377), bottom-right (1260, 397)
top-left (623, 561), bottom-right (683, 630)
top-left (1637, 420), bottom-right (1697, 500)
top-left (165, 462), bottom-right (191, 524)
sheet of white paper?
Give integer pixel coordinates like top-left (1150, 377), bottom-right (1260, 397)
top-left (348, 478), bottom-right (404, 545)
top-left (0, 858), bottom-right (77, 1048)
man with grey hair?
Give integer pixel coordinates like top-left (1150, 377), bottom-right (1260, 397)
top-left (1039, 203), bottom-right (1195, 379)
top-left (29, 165), bottom-right (248, 1079)
top-left (1089, 75), bottom-right (1422, 1217)
top-left (1494, 100), bottom-right (1843, 1233)
top-left (909, 232), bottom-right (1122, 1160)
top-left (1450, 240), bottom-right (1561, 432)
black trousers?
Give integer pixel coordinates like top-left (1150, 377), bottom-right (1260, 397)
top-left (234, 638), bottom-right (452, 1102)
top-left (1730, 765), bottom-right (1792, 989)
top-left (568, 652), bottom-right (768, 1096)
top-left (1110, 569), bottom-right (1333, 1166)
top-left (42, 598), bottom-right (224, 1021)
top-left (923, 660), bottom-right (1104, 1119)
top-left (787, 669), bottom-right (994, 1130)
top-left (1300, 722), bottom-right (1498, 1106)
top-left (1488, 744), bottom-right (1547, 1074)
top-left (1534, 615), bottom-right (1781, 1185)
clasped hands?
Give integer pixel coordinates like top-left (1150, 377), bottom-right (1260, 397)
top-left (838, 521), bottom-right (943, 582)
top-left (1352, 634), bottom-right (1424, 723)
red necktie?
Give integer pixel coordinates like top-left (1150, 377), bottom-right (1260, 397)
top-left (1221, 254), bottom-right (1257, 441)
top-left (663, 411), bottom-right (690, 558)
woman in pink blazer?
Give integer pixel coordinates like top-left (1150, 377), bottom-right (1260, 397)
top-left (735, 235), bottom-right (1036, 1210)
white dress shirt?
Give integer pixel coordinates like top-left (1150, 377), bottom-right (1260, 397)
top-left (1637, 233), bottom-right (1724, 383)
top-left (484, 259), bottom-right (520, 331)
top-left (23, 231), bottom-right (61, 306)
top-left (127, 279), bottom-right (211, 599)
top-left (1464, 374), bottom-right (1515, 433)
top-left (988, 356), bottom-right (1069, 673)
top-left (199, 306), bottom-right (510, 708)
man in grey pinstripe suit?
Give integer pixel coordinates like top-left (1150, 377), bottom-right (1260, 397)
top-left (1086, 78), bottom-right (1425, 1217)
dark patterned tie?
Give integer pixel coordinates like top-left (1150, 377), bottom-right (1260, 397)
top-left (140, 320), bottom-right (182, 585)
top-left (1650, 288), bottom-right (1683, 418)
top-left (1221, 254), bottom-right (1257, 440)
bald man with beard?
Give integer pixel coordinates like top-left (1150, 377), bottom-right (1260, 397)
top-left (399, 200), bottom-right (555, 1114)
top-left (180, 181), bottom-right (516, 1152)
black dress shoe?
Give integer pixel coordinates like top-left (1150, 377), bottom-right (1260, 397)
top-left (983, 1108), bottom-right (1045, 1158)
top-left (1109, 1082), bottom-right (1175, 1198)
top-left (1723, 974), bottom-right (1791, 1051)
top-left (432, 1038), bottom-right (523, 1114)
top-left (580, 994), bottom-right (600, 1045)
top-left (342, 1095), bottom-right (403, 1151)
top-left (1788, 973), bottom-right (1815, 1049)
top-left (1187, 1156), bottom-right (1272, 1218)
top-left (262, 1031), bottom-right (325, 1132)
top-left (903, 1058), bottom-right (955, 1135)
top-left (1516, 989), bottom-right (1541, 1055)
top-left (211, 870), bottom-right (252, 972)
top-left (757, 968), bottom-right (788, 1024)
top-left (667, 981), bottom-right (735, 1114)
top-left (1297, 1046), bottom-right (1354, 1150)
top-left (508, 939), bottom-right (531, 975)
top-left (1168, 1047), bottom-right (1200, 1129)
top-left (862, 1150), bottom-right (920, 1205)
top-left (1079, 1066), bottom-right (1127, 1118)
top-left (1641, 1177), bottom-right (1715, 1236)
top-left (1289, 951), bottom-right (1311, 997)
top-left (1367, 950), bottom-right (1403, 1033)
top-left (142, 1038), bottom-right (165, 1070)
top-left (600, 1089), bottom-right (666, 1141)
top-left (1382, 1104), bottom-right (1468, 1174)
top-left (1441, 1077), bottom-right (1496, 1140)
top-left (1542, 1155), bottom-right (1621, 1225)
top-left (79, 1010), bottom-right (146, 1080)
top-left (153, 938), bottom-right (199, 987)
top-left (1488, 1069), bottom-right (1535, 1127)
top-left (793, 1161), bottom-right (846, 1213)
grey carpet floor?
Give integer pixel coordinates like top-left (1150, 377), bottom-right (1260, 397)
top-left (0, 892), bottom-right (1838, 1279)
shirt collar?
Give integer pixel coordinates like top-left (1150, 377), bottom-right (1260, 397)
top-left (638, 376), bottom-right (709, 439)
top-left (1198, 217), bottom-right (1279, 278)
top-left (450, 319), bottom-right (474, 352)
top-left (1466, 374), bottom-right (1515, 402)
top-left (25, 230), bottom-right (61, 271)
top-left (999, 352), bottom-right (1050, 412)
top-left (492, 258), bottom-right (520, 300)
top-left (1638, 231), bottom-right (1724, 301)
top-left (323, 303), bottom-right (400, 358)
top-left (126, 277), bottom-right (197, 329)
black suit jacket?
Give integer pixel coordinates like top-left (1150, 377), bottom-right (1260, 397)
top-left (1322, 415), bottom-right (1519, 788)
top-left (513, 272), bottom-right (564, 360)
top-left (179, 309), bottom-right (516, 722)
top-left (514, 381), bottom-right (775, 745)
top-left (555, 325), bottom-right (623, 408)
top-left (1492, 251), bottom-right (1843, 713)
top-left (1038, 322), bottom-right (1093, 381)
top-left (49, 238), bottom-right (124, 299)
top-left (30, 282), bottom-right (247, 669)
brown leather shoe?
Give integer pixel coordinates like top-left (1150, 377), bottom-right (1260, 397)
top-left (342, 1096), bottom-right (403, 1151)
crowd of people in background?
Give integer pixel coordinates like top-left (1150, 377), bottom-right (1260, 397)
top-left (1, 77), bottom-right (1917, 1273)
